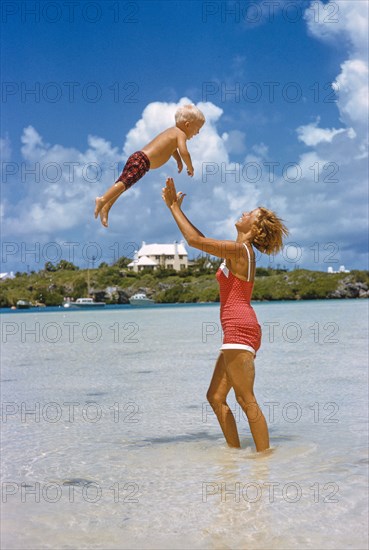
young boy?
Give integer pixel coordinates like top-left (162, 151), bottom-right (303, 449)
top-left (94, 104), bottom-right (205, 227)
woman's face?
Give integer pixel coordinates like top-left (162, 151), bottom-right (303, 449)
top-left (235, 208), bottom-right (261, 233)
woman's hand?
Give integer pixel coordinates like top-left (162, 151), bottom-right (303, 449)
top-left (162, 177), bottom-right (186, 209)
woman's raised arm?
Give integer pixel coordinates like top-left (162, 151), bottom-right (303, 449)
top-left (162, 178), bottom-right (245, 261)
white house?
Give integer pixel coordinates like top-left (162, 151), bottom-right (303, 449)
top-left (127, 241), bottom-right (188, 272)
top-left (0, 271), bottom-right (15, 281)
top-left (327, 265), bottom-right (350, 274)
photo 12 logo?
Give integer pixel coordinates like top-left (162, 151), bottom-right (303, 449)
top-left (202, 81), bottom-right (339, 105)
top-left (201, 320), bottom-right (340, 345)
top-left (2, 81), bottom-right (139, 104)
top-left (2, 480), bottom-right (140, 504)
top-left (1, 320), bottom-right (140, 344)
top-left (202, 400), bottom-right (340, 425)
top-left (1, 240), bottom-right (140, 266)
top-left (201, 160), bottom-right (340, 185)
top-left (201, 1), bottom-right (340, 25)
top-left (1, 2), bottom-right (140, 24)
top-left (2, 401), bottom-right (141, 424)
top-left (202, 480), bottom-right (340, 504)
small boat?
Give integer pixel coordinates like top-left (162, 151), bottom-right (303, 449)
top-left (63, 298), bottom-right (106, 309)
top-left (16, 300), bottom-right (31, 309)
top-left (129, 293), bottom-right (155, 306)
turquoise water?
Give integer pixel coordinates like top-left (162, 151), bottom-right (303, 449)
top-left (1, 300), bottom-right (368, 549)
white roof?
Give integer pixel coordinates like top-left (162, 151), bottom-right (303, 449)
top-left (138, 243), bottom-right (188, 257)
top-left (0, 272), bottom-right (15, 280)
top-left (127, 255), bottom-right (158, 267)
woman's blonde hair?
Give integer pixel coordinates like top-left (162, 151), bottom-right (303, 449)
top-left (252, 207), bottom-right (289, 255)
top-left (175, 104), bottom-right (205, 124)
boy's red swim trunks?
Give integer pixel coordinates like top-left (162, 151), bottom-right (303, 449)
top-left (115, 151), bottom-right (150, 190)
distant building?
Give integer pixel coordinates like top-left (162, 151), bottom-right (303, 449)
top-left (327, 265), bottom-right (350, 274)
top-left (127, 241), bottom-right (188, 272)
top-left (0, 271), bottom-right (15, 281)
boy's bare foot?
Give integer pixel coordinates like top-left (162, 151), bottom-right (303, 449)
top-left (94, 197), bottom-right (105, 219)
top-left (99, 205), bottom-right (110, 227)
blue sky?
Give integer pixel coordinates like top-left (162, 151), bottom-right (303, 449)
top-left (1, 0), bottom-right (368, 273)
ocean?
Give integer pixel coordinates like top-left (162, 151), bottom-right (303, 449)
top-left (1, 300), bottom-right (368, 549)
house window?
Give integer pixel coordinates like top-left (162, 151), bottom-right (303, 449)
top-left (180, 264), bottom-right (186, 270)
top-left (167, 264), bottom-right (173, 269)
top-left (179, 255), bottom-right (184, 259)
top-left (166, 255), bottom-right (174, 260)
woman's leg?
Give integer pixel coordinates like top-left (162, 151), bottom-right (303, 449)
top-left (222, 349), bottom-right (269, 452)
top-left (206, 353), bottom-right (240, 448)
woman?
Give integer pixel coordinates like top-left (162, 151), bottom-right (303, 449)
top-left (162, 178), bottom-right (288, 452)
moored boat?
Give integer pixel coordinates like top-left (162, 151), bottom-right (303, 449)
top-left (129, 293), bottom-right (155, 306)
top-left (63, 298), bottom-right (106, 309)
top-left (16, 300), bottom-right (31, 309)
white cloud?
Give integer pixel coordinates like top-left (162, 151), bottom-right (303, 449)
top-left (297, 117), bottom-right (354, 146)
top-left (2, 126), bottom-right (123, 238)
top-left (251, 143), bottom-right (269, 158)
top-left (304, 0), bottom-right (368, 54)
top-left (333, 58), bottom-right (369, 130)
top-left (21, 125), bottom-right (46, 161)
top-left (223, 130), bottom-right (247, 155)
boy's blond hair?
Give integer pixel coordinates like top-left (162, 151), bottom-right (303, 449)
top-left (252, 207), bottom-right (289, 255)
top-left (175, 104), bottom-right (205, 124)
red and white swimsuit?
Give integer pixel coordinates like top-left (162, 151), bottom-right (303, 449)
top-left (216, 243), bottom-right (261, 356)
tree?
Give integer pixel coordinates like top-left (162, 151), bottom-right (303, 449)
top-left (191, 254), bottom-right (219, 273)
top-left (114, 256), bottom-right (132, 268)
top-left (44, 261), bottom-right (57, 272)
top-left (56, 260), bottom-right (78, 271)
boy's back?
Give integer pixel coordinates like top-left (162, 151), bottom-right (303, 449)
top-left (142, 127), bottom-right (184, 169)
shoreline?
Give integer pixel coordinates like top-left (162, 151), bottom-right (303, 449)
top-left (1, 268), bottom-right (368, 308)
top-left (0, 296), bottom-right (367, 315)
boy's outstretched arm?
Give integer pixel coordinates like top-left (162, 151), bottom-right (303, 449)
top-left (177, 134), bottom-right (194, 176)
top-left (172, 150), bottom-right (183, 173)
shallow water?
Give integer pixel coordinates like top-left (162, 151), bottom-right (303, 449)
top-left (1, 300), bottom-right (368, 549)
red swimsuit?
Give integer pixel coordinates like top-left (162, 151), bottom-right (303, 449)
top-left (216, 243), bottom-right (261, 355)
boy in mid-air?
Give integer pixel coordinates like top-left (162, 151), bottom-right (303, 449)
top-left (94, 104), bottom-right (205, 227)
